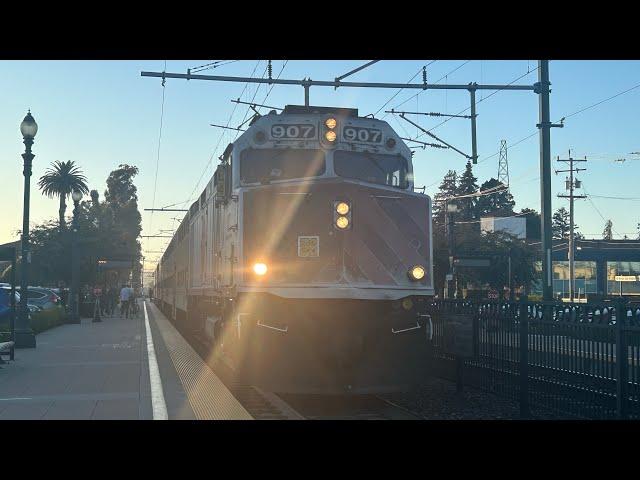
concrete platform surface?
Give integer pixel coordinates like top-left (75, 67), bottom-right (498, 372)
top-left (0, 303), bottom-right (199, 420)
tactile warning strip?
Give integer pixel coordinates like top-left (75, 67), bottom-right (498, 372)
top-left (147, 303), bottom-right (253, 420)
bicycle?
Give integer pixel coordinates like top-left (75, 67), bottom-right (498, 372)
top-left (130, 298), bottom-right (141, 318)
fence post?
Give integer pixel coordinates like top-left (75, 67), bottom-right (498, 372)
top-left (519, 298), bottom-right (530, 419)
top-left (615, 299), bottom-right (628, 419)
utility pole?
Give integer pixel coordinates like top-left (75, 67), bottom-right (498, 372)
top-left (536, 60), bottom-right (564, 302)
top-left (556, 150), bottom-right (587, 302)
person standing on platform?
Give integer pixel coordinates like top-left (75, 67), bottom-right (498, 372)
top-left (120, 284), bottom-right (131, 319)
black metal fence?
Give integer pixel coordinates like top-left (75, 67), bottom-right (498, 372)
top-left (426, 299), bottom-right (640, 419)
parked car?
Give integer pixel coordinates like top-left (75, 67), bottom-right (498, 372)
top-left (0, 286), bottom-right (20, 325)
top-left (16, 286), bottom-right (61, 311)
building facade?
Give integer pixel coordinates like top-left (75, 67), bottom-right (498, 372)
top-left (544, 239), bottom-right (640, 299)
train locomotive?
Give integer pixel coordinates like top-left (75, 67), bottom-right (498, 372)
top-left (154, 105), bottom-right (435, 394)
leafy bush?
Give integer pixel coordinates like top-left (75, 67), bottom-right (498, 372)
top-left (0, 306), bottom-right (68, 338)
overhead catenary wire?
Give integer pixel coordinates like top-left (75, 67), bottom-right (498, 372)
top-left (147, 59), bottom-right (167, 250)
top-left (183, 60), bottom-right (262, 209)
top-left (256, 60), bottom-right (289, 114)
top-left (372, 60), bottom-right (437, 118)
top-left (188, 60), bottom-right (239, 74)
top-left (415, 66), bottom-right (539, 144)
top-left (392, 61), bottom-right (471, 113)
top-left (476, 78), bottom-right (640, 166)
top-left (234, 62), bottom-right (271, 141)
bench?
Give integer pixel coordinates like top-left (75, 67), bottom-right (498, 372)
top-left (0, 341), bottom-right (14, 363)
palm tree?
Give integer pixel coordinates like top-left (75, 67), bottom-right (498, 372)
top-left (38, 160), bottom-right (89, 230)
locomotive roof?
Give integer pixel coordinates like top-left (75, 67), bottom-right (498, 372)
top-left (281, 105), bottom-right (358, 117)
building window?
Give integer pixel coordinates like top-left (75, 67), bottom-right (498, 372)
top-left (607, 261), bottom-right (640, 296)
top-left (547, 261), bottom-right (597, 298)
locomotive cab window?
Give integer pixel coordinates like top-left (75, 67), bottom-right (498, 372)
top-left (333, 151), bottom-right (409, 189)
top-left (240, 148), bottom-right (326, 185)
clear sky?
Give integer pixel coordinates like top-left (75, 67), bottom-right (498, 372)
top-left (1, 60), bottom-right (639, 279)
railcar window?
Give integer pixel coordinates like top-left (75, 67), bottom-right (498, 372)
top-left (240, 148), bottom-right (326, 184)
top-left (333, 151), bottom-right (409, 189)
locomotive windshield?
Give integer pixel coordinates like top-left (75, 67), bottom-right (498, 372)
top-left (240, 148), bottom-right (326, 184)
top-left (333, 151), bottom-right (409, 189)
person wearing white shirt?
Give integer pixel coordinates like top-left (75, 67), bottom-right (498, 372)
top-left (120, 284), bottom-right (132, 318)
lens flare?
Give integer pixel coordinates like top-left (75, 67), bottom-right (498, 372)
top-left (253, 263), bottom-right (268, 276)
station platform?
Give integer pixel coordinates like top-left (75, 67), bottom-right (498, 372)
top-left (0, 300), bottom-right (253, 420)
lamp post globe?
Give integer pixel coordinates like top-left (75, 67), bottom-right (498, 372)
top-left (20, 111), bottom-right (38, 140)
top-left (16, 110), bottom-right (38, 348)
top-left (72, 190), bottom-right (83, 203)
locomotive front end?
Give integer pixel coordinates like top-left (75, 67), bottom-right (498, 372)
top-left (226, 106), bottom-right (435, 394)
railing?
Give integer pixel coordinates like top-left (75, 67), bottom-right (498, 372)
top-left (426, 299), bottom-right (640, 419)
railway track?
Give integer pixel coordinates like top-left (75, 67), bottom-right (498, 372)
top-left (162, 307), bottom-right (422, 420)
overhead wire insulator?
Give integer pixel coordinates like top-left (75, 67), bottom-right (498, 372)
top-left (268, 60), bottom-right (273, 83)
top-left (422, 65), bottom-right (427, 89)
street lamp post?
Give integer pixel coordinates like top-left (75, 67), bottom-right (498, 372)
top-left (69, 190), bottom-right (83, 324)
top-left (16, 111), bottom-right (38, 348)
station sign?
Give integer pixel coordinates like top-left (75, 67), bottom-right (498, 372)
top-left (615, 275), bottom-right (638, 282)
top-left (97, 260), bottom-right (133, 269)
top-left (453, 257), bottom-right (491, 268)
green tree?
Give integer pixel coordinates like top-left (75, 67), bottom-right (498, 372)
top-left (104, 164), bottom-right (143, 287)
top-left (38, 160), bottom-right (89, 231)
top-left (433, 170), bottom-right (458, 227)
top-left (475, 178), bottom-right (515, 218)
top-left (456, 161), bottom-right (478, 221)
top-left (457, 231), bottom-right (538, 294)
top-left (551, 207), bottom-right (582, 241)
top-left (603, 219), bottom-right (613, 240)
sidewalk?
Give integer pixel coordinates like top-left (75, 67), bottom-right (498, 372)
top-left (0, 300), bottom-right (254, 420)
top-left (0, 309), bottom-right (171, 419)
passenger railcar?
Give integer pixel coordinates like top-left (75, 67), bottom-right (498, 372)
top-left (155, 105), bottom-right (435, 394)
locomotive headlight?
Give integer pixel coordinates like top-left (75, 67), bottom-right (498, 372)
top-left (325, 118), bottom-right (337, 129)
top-left (325, 130), bottom-right (337, 142)
top-left (253, 263), bottom-right (268, 276)
top-left (336, 216), bottom-right (349, 229)
top-left (409, 265), bottom-right (426, 281)
top-left (336, 202), bottom-right (350, 215)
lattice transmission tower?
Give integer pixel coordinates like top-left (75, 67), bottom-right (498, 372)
top-left (497, 139), bottom-right (509, 189)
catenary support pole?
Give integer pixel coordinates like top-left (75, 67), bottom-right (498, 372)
top-left (470, 86), bottom-right (478, 164)
top-left (537, 60), bottom-right (554, 302)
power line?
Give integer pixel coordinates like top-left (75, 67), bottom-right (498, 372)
top-left (148, 59), bottom-right (167, 247)
top-left (182, 60), bottom-right (262, 209)
top-left (582, 184), bottom-right (622, 238)
top-left (234, 62), bottom-right (270, 141)
top-left (188, 60), bottom-right (239, 74)
top-left (372, 61), bottom-right (437, 118)
top-left (434, 183), bottom-right (508, 203)
top-left (477, 78), bottom-right (640, 166)
top-left (416, 66), bottom-right (539, 142)
top-left (392, 61), bottom-right (471, 113)
top-left (587, 194), bottom-right (640, 201)
top-left (260, 61), bottom-right (289, 108)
